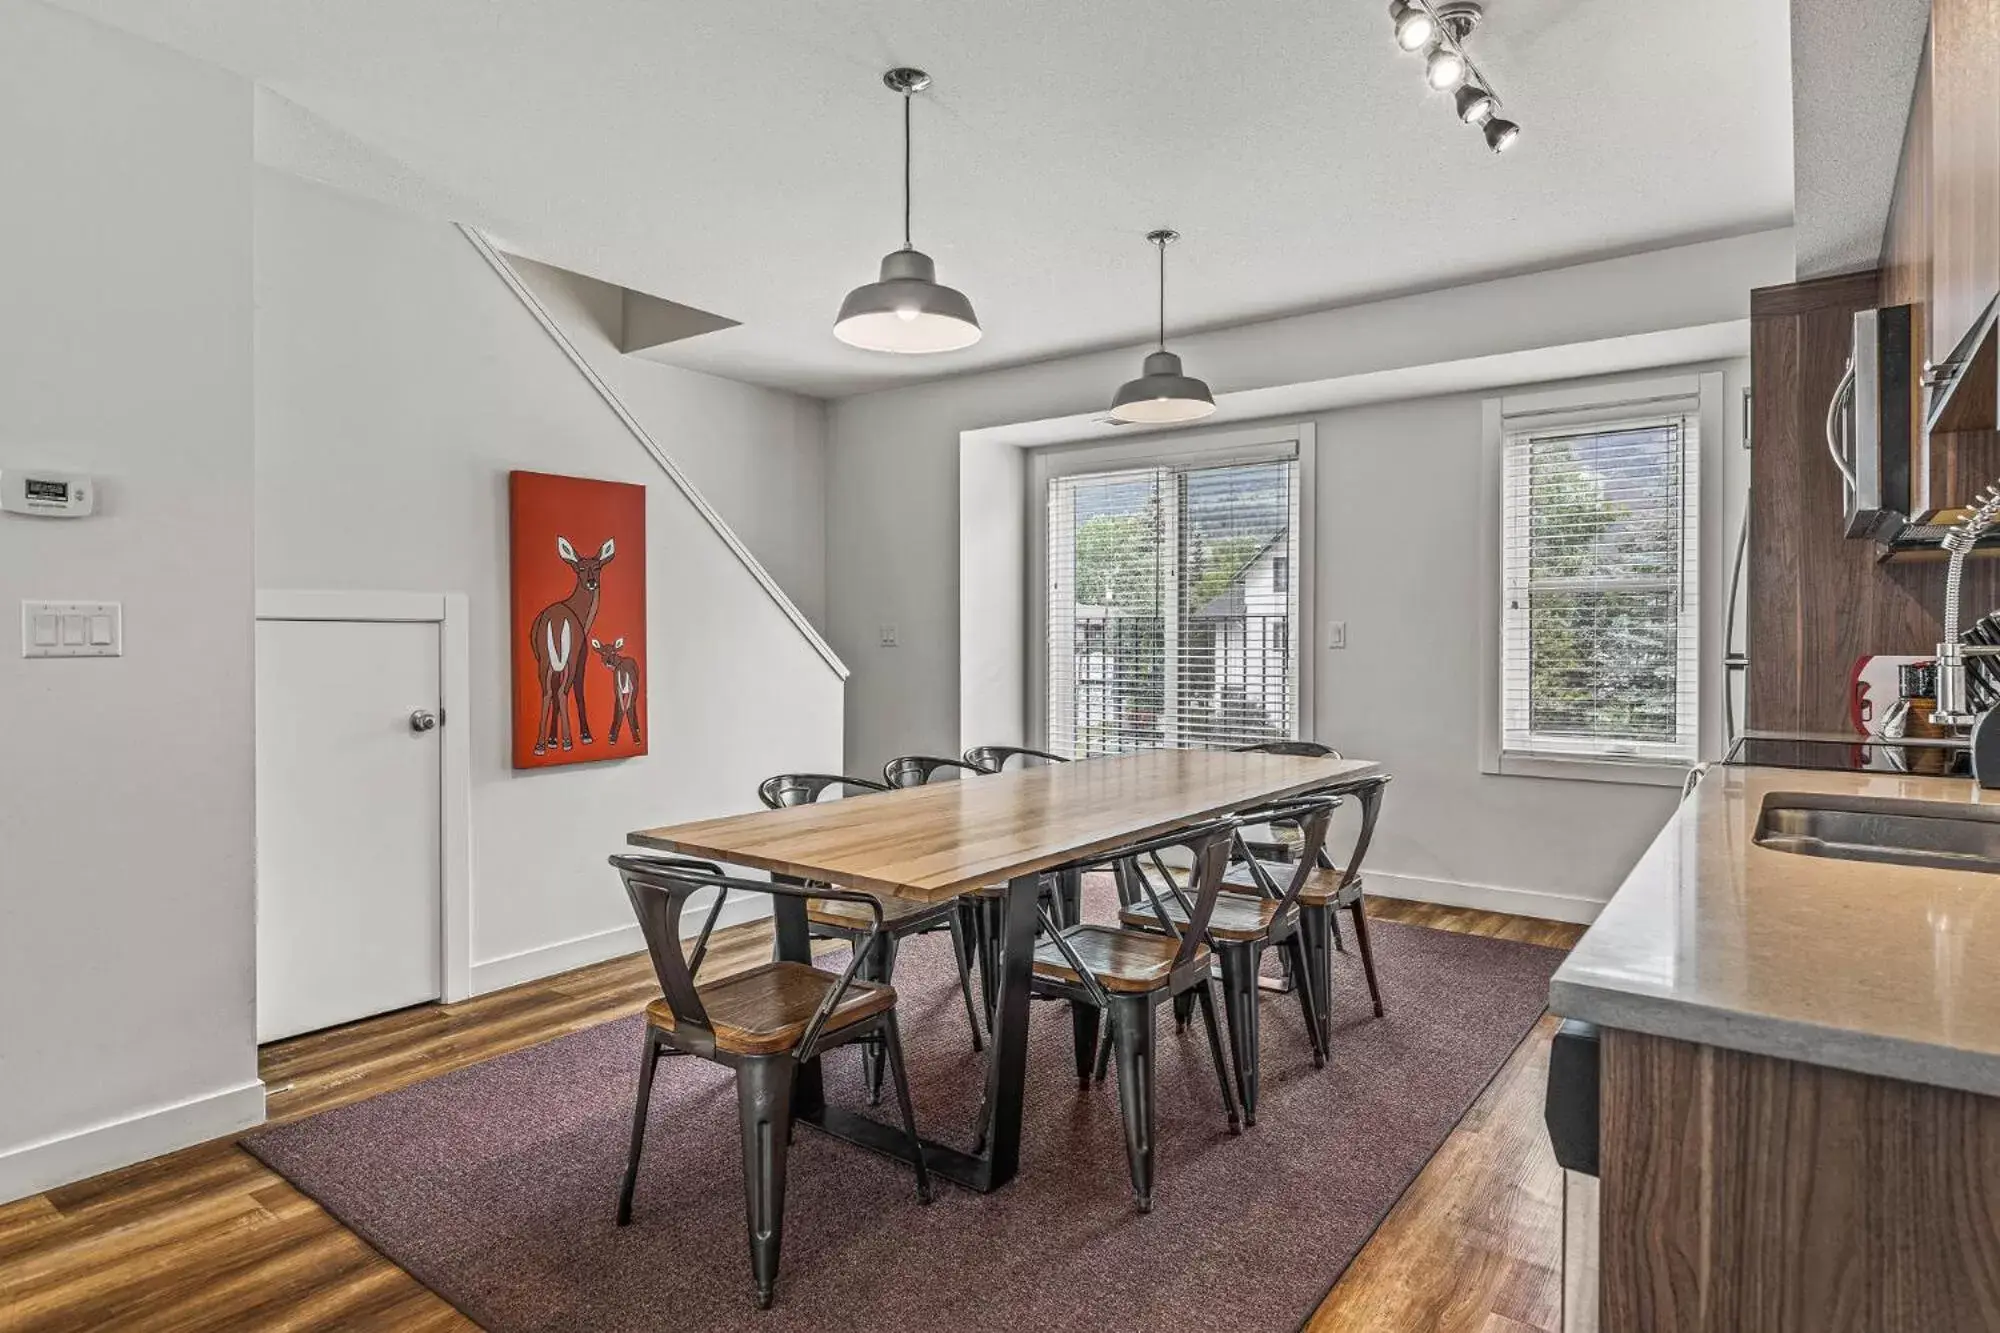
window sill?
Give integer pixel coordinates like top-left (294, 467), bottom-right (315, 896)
top-left (1484, 752), bottom-right (1696, 788)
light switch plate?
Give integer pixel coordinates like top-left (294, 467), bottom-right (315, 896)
top-left (22, 601), bottom-right (120, 658)
top-left (879, 624), bottom-right (899, 648)
top-left (1327, 620), bottom-right (1347, 650)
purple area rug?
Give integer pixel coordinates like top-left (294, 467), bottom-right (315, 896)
top-left (246, 898), bottom-right (1564, 1333)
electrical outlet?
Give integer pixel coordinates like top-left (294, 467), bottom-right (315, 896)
top-left (878, 624), bottom-right (899, 648)
top-left (1326, 620), bottom-right (1347, 650)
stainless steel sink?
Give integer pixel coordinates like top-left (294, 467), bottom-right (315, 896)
top-left (1755, 793), bottom-right (2000, 874)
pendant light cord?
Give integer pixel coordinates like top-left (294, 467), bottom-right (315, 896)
top-left (902, 92), bottom-right (913, 250)
top-left (1157, 237), bottom-right (1167, 350)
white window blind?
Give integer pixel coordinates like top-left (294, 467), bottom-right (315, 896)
top-left (1500, 405), bottom-right (1700, 765)
top-left (1047, 455), bottom-right (1301, 756)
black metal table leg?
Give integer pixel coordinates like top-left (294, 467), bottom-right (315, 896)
top-left (788, 873), bottom-right (1040, 1194)
top-left (975, 871), bottom-right (1039, 1186)
top-left (768, 879), bottom-right (824, 1119)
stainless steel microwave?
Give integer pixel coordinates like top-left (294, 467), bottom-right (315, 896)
top-left (1827, 304), bottom-right (1916, 542)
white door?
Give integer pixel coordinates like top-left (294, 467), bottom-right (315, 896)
top-left (256, 618), bottom-right (443, 1042)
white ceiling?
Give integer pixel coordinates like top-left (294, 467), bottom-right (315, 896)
top-left (59, 0), bottom-right (1795, 398)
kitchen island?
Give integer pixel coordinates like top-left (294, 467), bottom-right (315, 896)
top-left (1550, 764), bottom-right (2000, 1332)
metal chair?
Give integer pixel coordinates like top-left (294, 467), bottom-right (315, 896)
top-left (1229, 741), bottom-right (1390, 1021)
top-left (757, 773), bottom-right (985, 1104)
top-left (1031, 818), bottom-right (1243, 1212)
top-left (961, 744), bottom-right (1069, 773)
top-left (608, 855), bottom-right (930, 1310)
top-left (1116, 795), bottom-right (1339, 1125)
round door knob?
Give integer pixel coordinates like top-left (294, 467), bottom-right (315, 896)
top-left (409, 709), bottom-right (440, 733)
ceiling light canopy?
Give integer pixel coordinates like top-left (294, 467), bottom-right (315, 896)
top-left (833, 68), bottom-right (981, 355)
top-left (1387, 1), bottom-right (1523, 153)
top-left (1109, 230), bottom-right (1216, 426)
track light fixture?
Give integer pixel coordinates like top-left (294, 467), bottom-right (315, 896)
top-left (1388, 1), bottom-right (1522, 153)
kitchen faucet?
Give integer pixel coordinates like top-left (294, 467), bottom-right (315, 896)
top-left (1931, 481), bottom-right (2000, 786)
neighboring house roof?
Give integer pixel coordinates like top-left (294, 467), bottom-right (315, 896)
top-left (1191, 532), bottom-right (1284, 620)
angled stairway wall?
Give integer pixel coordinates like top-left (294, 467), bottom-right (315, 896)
top-left (255, 167), bottom-right (844, 989)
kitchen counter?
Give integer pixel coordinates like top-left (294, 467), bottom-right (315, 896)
top-left (1549, 764), bottom-right (2000, 1097)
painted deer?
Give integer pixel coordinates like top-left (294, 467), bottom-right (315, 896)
top-left (529, 535), bottom-right (614, 755)
top-left (590, 635), bottom-right (642, 745)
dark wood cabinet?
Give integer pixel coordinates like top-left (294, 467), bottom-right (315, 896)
top-left (1745, 274), bottom-right (1978, 732)
top-left (1883, 2), bottom-right (2000, 519)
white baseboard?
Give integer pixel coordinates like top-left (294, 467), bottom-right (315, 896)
top-left (467, 894), bottom-right (773, 996)
top-left (0, 1078), bottom-right (267, 1207)
top-left (1367, 871), bottom-right (1605, 926)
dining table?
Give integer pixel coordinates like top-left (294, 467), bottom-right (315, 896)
top-left (627, 747), bottom-right (1387, 1193)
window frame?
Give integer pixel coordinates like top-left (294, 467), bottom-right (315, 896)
top-left (1027, 421), bottom-right (1317, 756)
top-left (1479, 372), bottom-right (1726, 787)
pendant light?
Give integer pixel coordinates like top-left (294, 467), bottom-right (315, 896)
top-left (1109, 230), bottom-right (1217, 425)
top-left (834, 68), bottom-right (982, 354)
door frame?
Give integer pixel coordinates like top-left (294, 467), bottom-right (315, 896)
top-left (255, 589), bottom-right (473, 1003)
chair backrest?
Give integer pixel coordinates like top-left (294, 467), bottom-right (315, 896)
top-left (962, 745), bottom-right (1069, 774)
top-left (882, 754), bottom-right (983, 788)
top-left (1233, 740), bottom-right (1340, 759)
top-left (758, 772), bottom-right (890, 810)
top-left (1230, 794), bottom-right (1339, 915)
top-left (608, 855), bottom-right (888, 1060)
top-left (609, 856), bottom-right (730, 1045)
top-left (1097, 818), bottom-right (1240, 976)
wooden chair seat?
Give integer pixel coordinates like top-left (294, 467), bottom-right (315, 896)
top-left (1032, 925), bottom-right (1208, 994)
top-left (805, 893), bottom-right (947, 932)
top-left (645, 962), bottom-right (896, 1056)
top-left (1223, 862), bottom-right (1363, 908)
top-left (1119, 891), bottom-right (1284, 941)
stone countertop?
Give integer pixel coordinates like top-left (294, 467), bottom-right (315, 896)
top-left (1549, 764), bottom-right (2000, 1096)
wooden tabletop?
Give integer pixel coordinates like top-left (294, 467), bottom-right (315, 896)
top-left (628, 749), bottom-right (1383, 902)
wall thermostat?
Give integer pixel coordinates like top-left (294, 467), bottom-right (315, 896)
top-left (1, 469), bottom-right (95, 518)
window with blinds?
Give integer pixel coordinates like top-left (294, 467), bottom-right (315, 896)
top-left (1499, 406), bottom-right (1700, 765)
top-left (1046, 455), bottom-right (1302, 756)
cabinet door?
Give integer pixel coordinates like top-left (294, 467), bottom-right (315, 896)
top-left (1930, 0), bottom-right (2000, 358)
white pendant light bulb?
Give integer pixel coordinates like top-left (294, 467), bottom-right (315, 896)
top-left (834, 68), bottom-right (982, 354)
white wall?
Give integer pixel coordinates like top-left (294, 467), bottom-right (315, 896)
top-left (505, 256), bottom-right (831, 630)
top-left (0, 3), bottom-right (261, 1202)
top-left (829, 231), bottom-right (1788, 914)
top-left (830, 230), bottom-right (1790, 771)
top-left (254, 169), bottom-right (843, 989)
top-left (1305, 363), bottom-right (1750, 917)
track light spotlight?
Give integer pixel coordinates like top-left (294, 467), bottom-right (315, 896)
top-left (1425, 42), bottom-right (1466, 90)
top-left (1483, 117), bottom-right (1521, 153)
top-left (1454, 83), bottom-right (1496, 124)
top-left (1390, 0), bottom-right (1434, 51)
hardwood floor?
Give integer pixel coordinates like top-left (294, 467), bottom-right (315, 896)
top-left (0, 899), bottom-right (1583, 1332)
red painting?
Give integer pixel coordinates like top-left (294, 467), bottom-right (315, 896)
top-left (509, 471), bottom-right (647, 768)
